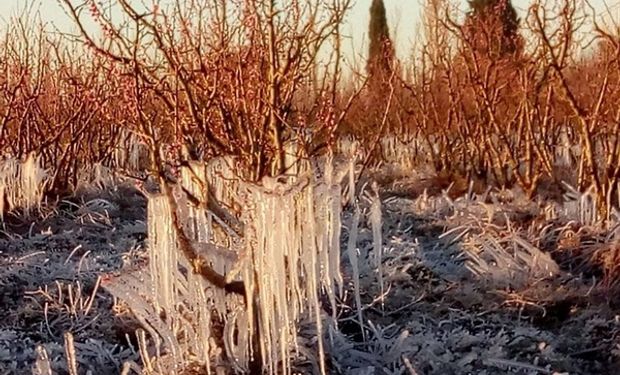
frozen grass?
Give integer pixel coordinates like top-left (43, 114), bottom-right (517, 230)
top-left (459, 221), bottom-right (560, 290)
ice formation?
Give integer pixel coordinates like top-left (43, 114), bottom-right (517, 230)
top-left (104, 154), bottom-right (352, 374)
top-left (0, 152), bottom-right (48, 219)
top-left (241, 157), bottom-right (347, 374)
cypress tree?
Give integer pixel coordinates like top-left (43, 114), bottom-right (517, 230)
top-left (367, 0), bottom-right (394, 84)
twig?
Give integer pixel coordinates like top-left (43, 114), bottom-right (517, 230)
top-left (16, 251), bottom-right (46, 263)
top-left (484, 358), bottom-right (553, 374)
top-left (64, 245), bottom-right (83, 265)
top-left (44, 302), bottom-right (54, 338)
top-left (402, 356), bottom-right (419, 375)
top-left (83, 275), bottom-right (101, 317)
top-left (63, 332), bottom-right (79, 375)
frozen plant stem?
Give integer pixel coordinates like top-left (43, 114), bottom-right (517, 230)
top-left (347, 203), bottom-right (364, 340)
top-left (370, 182), bottom-right (384, 309)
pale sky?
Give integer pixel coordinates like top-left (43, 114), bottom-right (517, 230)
top-left (0, 0), bottom-right (617, 65)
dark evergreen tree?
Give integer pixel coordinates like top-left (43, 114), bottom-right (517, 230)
top-left (463, 0), bottom-right (522, 58)
top-left (367, 0), bottom-right (394, 83)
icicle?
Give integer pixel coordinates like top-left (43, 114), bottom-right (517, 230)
top-left (180, 161), bottom-right (210, 242)
top-left (282, 139), bottom-right (300, 175)
top-left (370, 182), bottom-right (384, 307)
top-left (187, 271), bottom-right (213, 370)
top-left (33, 345), bottom-right (52, 375)
top-left (319, 154), bottom-right (339, 323)
top-left (206, 155), bottom-right (239, 210)
top-left (241, 163), bottom-right (345, 375)
top-left (300, 180), bottom-right (327, 375)
top-left (147, 194), bottom-right (178, 321)
top-left (348, 157), bottom-right (356, 206)
top-left (0, 184), bottom-right (5, 222)
top-left (0, 153), bottom-right (47, 219)
top-left (346, 203), bottom-right (364, 340)
top-left (224, 306), bottom-right (250, 373)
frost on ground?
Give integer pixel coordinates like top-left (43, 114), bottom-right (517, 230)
top-left (1, 168), bottom-right (620, 374)
top-left (332, 174), bottom-right (620, 374)
top-left (0, 184), bottom-right (147, 374)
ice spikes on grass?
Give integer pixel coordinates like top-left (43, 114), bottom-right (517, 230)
top-left (461, 220), bottom-right (560, 289)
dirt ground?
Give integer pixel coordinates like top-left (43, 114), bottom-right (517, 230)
top-left (1, 178), bottom-right (620, 374)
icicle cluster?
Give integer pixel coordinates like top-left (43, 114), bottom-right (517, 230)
top-left (240, 156), bottom-right (347, 375)
top-left (134, 193), bottom-right (245, 374)
top-left (0, 152), bottom-right (48, 220)
top-left (75, 163), bottom-right (117, 191)
top-left (562, 183), bottom-right (599, 226)
top-left (104, 153), bottom-right (353, 374)
top-left (346, 204), bottom-right (364, 337)
top-left (180, 162), bottom-right (210, 242)
top-left (380, 136), bottom-right (424, 170)
top-left (206, 156), bottom-right (242, 247)
top-left (337, 134), bottom-right (360, 159)
top-left (113, 128), bottom-right (150, 172)
top-left (206, 156), bottom-right (240, 211)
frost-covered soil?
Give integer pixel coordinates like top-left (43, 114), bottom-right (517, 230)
top-left (333, 188), bottom-right (620, 375)
top-left (0, 185), bottom-right (147, 374)
top-left (1, 178), bottom-right (620, 374)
